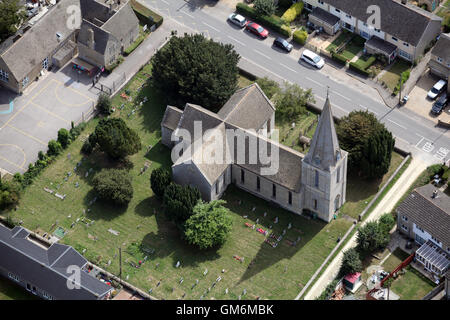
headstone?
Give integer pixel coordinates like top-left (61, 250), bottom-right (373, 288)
top-left (175, 261), bottom-right (180, 268)
top-left (263, 212), bottom-right (267, 217)
top-left (243, 289), bottom-right (247, 295)
top-left (274, 217), bottom-right (278, 224)
top-left (67, 153), bottom-right (71, 160)
top-left (148, 288), bottom-right (153, 294)
top-left (255, 218), bottom-right (259, 224)
top-left (179, 277), bottom-right (184, 284)
top-left (288, 222), bottom-right (292, 229)
top-left (282, 229), bottom-right (286, 235)
top-left (225, 288), bottom-right (228, 294)
top-left (196, 279), bottom-right (199, 284)
top-left (203, 269), bottom-right (208, 276)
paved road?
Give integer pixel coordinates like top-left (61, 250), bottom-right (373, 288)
top-left (143, 0), bottom-right (450, 165)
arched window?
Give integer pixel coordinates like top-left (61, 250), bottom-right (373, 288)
top-left (315, 170), bottom-right (319, 188)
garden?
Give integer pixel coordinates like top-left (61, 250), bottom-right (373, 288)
top-left (379, 59), bottom-right (411, 94)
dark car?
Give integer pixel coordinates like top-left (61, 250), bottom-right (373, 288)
top-left (273, 37), bottom-right (293, 52)
top-left (431, 93), bottom-right (448, 115)
top-left (245, 22), bottom-right (269, 39)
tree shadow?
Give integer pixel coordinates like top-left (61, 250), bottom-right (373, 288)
top-left (84, 189), bottom-right (129, 221)
top-left (345, 172), bottom-right (382, 204)
top-left (134, 195), bottom-right (160, 217)
top-left (144, 141), bottom-right (172, 169)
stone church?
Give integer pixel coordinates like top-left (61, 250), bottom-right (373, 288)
top-left (161, 83), bottom-right (348, 222)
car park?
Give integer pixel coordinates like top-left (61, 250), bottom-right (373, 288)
top-left (431, 93), bottom-right (448, 115)
top-left (245, 22), bottom-right (269, 39)
top-left (300, 49), bottom-right (325, 69)
top-left (273, 37), bottom-right (293, 52)
top-left (427, 79), bottom-right (447, 100)
top-left (228, 13), bottom-right (248, 28)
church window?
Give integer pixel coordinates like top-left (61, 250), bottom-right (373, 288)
top-left (288, 192), bottom-right (292, 205)
top-left (216, 182), bottom-right (219, 195)
top-left (257, 177), bottom-right (260, 191)
top-left (336, 167), bottom-right (340, 183)
top-left (241, 169), bottom-right (245, 183)
top-left (313, 199), bottom-right (318, 210)
top-left (315, 170), bottom-right (319, 188)
top-left (272, 184), bottom-right (276, 198)
top-left (336, 151), bottom-right (341, 161)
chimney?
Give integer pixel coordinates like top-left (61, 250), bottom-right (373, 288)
top-left (87, 28), bottom-right (95, 50)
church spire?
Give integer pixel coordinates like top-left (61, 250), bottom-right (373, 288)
top-left (304, 91), bottom-right (341, 171)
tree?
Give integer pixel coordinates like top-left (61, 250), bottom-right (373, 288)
top-left (47, 140), bottom-right (63, 156)
top-left (152, 33), bottom-right (240, 111)
top-left (356, 221), bottom-right (389, 253)
top-left (97, 94), bottom-right (113, 115)
top-left (336, 111), bottom-right (395, 180)
top-left (254, 0), bottom-right (277, 16)
top-left (0, 0), bottom-right (26, 41)
top-left (90, 118), bottom-right (141, 159)
top-left (273, 82), bottom-right (315, 121)
top-left (382, 276), bottom-right (394, 300)
top-left (150, 167), bottom-right (171, 199)
top-left (256, 77), bottom-right (281, 99)
top-left (378, 213), bottom-right (395, 234)
top-left (92, 169), bottom-right (133, 206)
top-left (184, 200), bottom-right (233, 249)
top-left (0, 177), bottom-right (20, 210)
top-left (163, 182), bottom-right (201, 229)
top-left (57, 128), bottom-right (71, 148)
top-left (340, 248), bottom-right (363, 276)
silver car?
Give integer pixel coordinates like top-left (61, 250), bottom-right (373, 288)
top-left (228, 13), bottom-right (247, 28)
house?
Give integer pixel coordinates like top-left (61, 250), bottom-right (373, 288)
top-left (0, 223), bottom-right (112, 300)
top-left (303, 0), bottom-right (442, 63)
top-left (396, 184), bottom-right (450, 277)
top-left (161, 84), bottom-right (348, 223)
top-left (428, 33), bottom-right (450, 92)
top-left (0, 0), bottom-right (140, 94)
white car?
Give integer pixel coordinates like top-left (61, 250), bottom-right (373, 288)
top-left (300, 49), bottom-right (325, 69)
top-left (427, 79), bottom-right (447, 100)
top-left (228, 13), bottom-right (247, 28)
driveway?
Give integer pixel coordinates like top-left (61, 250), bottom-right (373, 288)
top-left (0, 63), bottom-right (97, 175)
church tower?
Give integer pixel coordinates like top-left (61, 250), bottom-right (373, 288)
top-left (301, 93), bottom-right (348, 222)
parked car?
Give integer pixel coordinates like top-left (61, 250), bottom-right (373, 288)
top-left (245, 22), bottom-right (268, 39)
top-left (427, 79), bottom-right (447, 100)
top-left (228, 13), bottom-right (247, 28)
top-left (273, 37), bottom-right (293, 52)
top-left (431, 93), bottom-right (448, 115)
top-left (300, 49), bottom-right (325, 69)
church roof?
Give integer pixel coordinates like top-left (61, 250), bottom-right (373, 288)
top-left (304, 95), bottom-right (342, 171)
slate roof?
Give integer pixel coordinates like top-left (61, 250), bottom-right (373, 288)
top-left (325, 0), bottom-right (441, 46)
top-left (102, 2), bottom-right (139, 43)
top-left (365, 36), bottom-right (398, 55)
top-left (161, 106), bottom-right (183, 131)
top-left (431, 33), bottom-right (450, 61)
top-left (310, 7), bottom-right (340, 26)
top-left (303, 95), bottom-right (342, 171)
top-left (0, 224), bottom-right (112, 300)
top-left (78, 20), bottom-right (113, 55)
top-left (396, 184), bottom-right (450, 248)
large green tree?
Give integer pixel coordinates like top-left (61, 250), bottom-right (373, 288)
top-left (340, 248), bottom-right (363, 276)
top-left (150, 167), bottom-right (171, 199)
top-left (163, 183), bottom-right (201, 229)
top-left (0, 177), bottom-right (20, 211)
top-left (92, 169), bottom-right (133, 206)
top-left (90, 118), bottom-right (141, 159)
top-left (356, 221), bottom-right (389, 253)
top-left (184, 200), bottom-right (233, 249)
top-left (274, 82), bottom-right (315, 121)
top-left (254, 0), bottom-right (277, 16)
top-left (0, 0), bottom-right (25, 41)
top-left (336, 111), bottom-right (394, 179)
top-left (152, 33), bottom-right (240, 111)
top-left (256, 77), bottom-right (281, 100)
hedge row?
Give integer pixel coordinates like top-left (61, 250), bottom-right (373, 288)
top-left (293, 29), bottom-right (308, 45)
top-left (236, 3), bottom-right (291, 37)
top-left (281, 2), bottom-right (304, 23)
top-left (124, 33), bottom-right (146, 56)
top-left (394, 70), bottom-right (410, 95)
top-left (331, 51), bottom-right (347, 65)
top-left (349, 56), bottom-right (376, 76)
top-left (131, 0), bottom-right (163, 28)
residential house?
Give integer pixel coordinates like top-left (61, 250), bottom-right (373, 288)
top-left (396, 184), bottom-right (450, 277)
top-left (161, 84), bottom-right (348, 223)
top-left (428, 33), bottom-right (450, 92)
top-left (0, 0), bottom-right (140, 94)
top-left (303, 0), bottom-right (442, 63)
top-left (0, 223), bottom-right (112, 300)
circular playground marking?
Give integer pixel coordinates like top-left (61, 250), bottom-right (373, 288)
top-left (0, 144), bottom-right (27, 170)
top-left (53, 83), bottom-right (93, 107)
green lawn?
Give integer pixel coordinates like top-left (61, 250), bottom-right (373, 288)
top-left (338, 152), bottom-right (405, 219)
top-left (238, 74), bottom-right (254, 89)
top-left (7, 63), bottom-right (355, 300)
top-left (0, 279), bottom-right (35, 300)
top-left (326, 32), bottom-right (352, 52)
top-left (380, 60), bottom-right (411, 92)
top-left (276, 111), bottom-right (318, 154)
top-left (340, 36), bottom-right (365, 61)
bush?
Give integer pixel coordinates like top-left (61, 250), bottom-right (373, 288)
top-left (256, 76), bottom-right (281, 99)
top-left (254, 0), bottom-right (277, 17)
top-left (340, 248), bottom-right (363, 276)
top-left (293, 29), bottom-right (308, 45)
top-left (97, 93), bottom-right (113, 115)
top-left (0, 178), bottom-right (20, 210)
top-left (331, 51), bottom-right (347, 65)
top-left (57, 128), bottom-right (71, 148)
top-left (281, 2), bottom-right (303, 23)
top-left (47, 140), bottom-right (63, 156)
top-left (124, 34), bottom-right (146, 56)
top-left (130, 0), bottom-right (163, 28)
top-left (150, 167), bottom-right (171, 199)
top-left (81, 138), bottom-right (93, 155)
top-left (92, 169), bottom-right (133, 206)
top-left (393, 70), bottom-right (410, 95)
top-left (379, 213), bottom-right (396, 234)
top-left (349, 56), bottom-right (376, 76)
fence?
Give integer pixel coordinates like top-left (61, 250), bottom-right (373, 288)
top-left (95, 72), bottom-right (126, 96)
top-left (74, 102), bottom-right (96, 126)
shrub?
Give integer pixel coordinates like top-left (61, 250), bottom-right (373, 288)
top-left (394, 70), bottom-right (410, 95)
top-left (254, 0), bottom-right (277, 17)
top-left (293, 29), bottom-right (308, 45)
top-left (256, 76), bottom-right (281, 99)
top-left (81, 138), bottom-right (93, 155)
top-left (340, 248), bottom-right (363, 276)
top-left (150, 167), bottom-right (172, 199)
top-left (331, 51), bottom-right (348, 65)
top-left (92, 169), bottom-right (133, 206)
top-left (124, 34), bottom-right (146, 56)
top-left (97, 93), bottom-right (113, 115)
top-left (0, 178), bottom-right (20, 210)
top-left (130, 0), bottom-right (163, 28)
top-left (47, 140), bottom-right (63, 156)
top-left (57, 128), bottom-right (71, 148)
top-left (281, 1), bottom-right (303, 23)
top-left (379, 213), bottom-right (396, 234)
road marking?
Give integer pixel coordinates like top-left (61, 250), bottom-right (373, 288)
top-left (0, 144), bottom-right (26, 169)
top-left (422, 142), bottom-right (434, 153)
top-left (434, 147), bottom-right (449, 161)
top-left (306, 77), bottom-right (325, 88)
top-left (182, 11), bottom-right (194, 19)
top-left (227, 35), bottom-right (245, 46)
top-left (387, 119), bottom-right (407, 130)
top-left (6, 124), bottom-right (46, 146)
top-left (160, 0), bottom-right (169, 4)
top-left (331, 90), bottom-right (351, 102)
top-left (202, 22), bottom-right (220, 32)
top-left (415, 137), bottom-right (425, 148)
top-left (0, 155), bottom-right (25, 170)
top-left (359, 105), bottom-right (378, 115)
top-left (279, 63), bottom-right (297, 73)
top-left (240, 57), bottom-right (287, 83)
top-left (30, 101), bottom-right (70, 124)
top-left (253, 49), bottom-right (272, 60)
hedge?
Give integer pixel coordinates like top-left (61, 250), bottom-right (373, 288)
top-left (331, 52), bottom-right (347, 65)
top-left (349, 56), bottom-right (376, 76)
top-left (281, 2), bottom-right (304, 23)
top-left (394, 70), bottom-right (410, 95)
top-left (124, 33), bottom-right (146, 56)
top-left (131, 0), bottom-right (163, 28)
top-left (293, 29), bottom-right (308, 45)
top-left (236, 3), bottom-right (291, 37)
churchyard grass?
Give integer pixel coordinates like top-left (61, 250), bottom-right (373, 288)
top-left (0, 279), bottom-right (35, 300)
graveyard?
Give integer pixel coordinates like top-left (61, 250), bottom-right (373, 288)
top-left (8, 63), bottom-right (405, 300)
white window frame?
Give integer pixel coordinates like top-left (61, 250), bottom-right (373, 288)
top-left (8, 272), bottom-right (20, 282)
